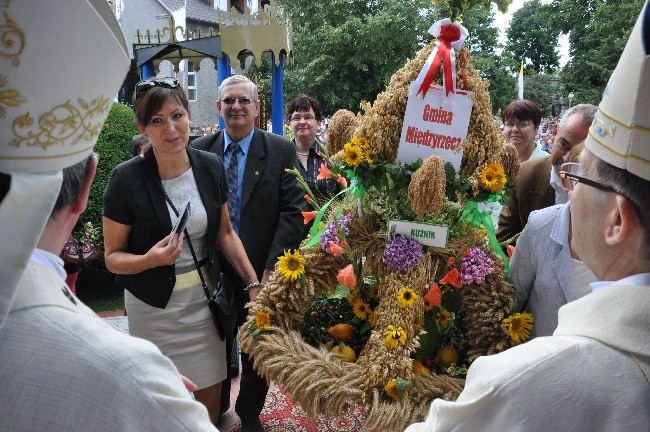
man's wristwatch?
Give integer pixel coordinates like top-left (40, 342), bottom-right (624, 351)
top-left (244, 282), bottom-right (264, 293)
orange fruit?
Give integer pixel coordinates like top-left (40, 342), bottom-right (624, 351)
top-left (412, 359), bottom-right (431, 375)
top-left (327, 323), bottom-right (355, 342)
top-left (330, 344), bottom-right (357, 362)
top-left (435, 346), bottom-right (459, 368)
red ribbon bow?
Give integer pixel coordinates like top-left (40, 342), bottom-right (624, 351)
top-left (417, 24), bottom-right (462, 98)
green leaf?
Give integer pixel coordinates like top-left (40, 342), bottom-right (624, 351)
top-left (328, 284), bottom-right (352, 299)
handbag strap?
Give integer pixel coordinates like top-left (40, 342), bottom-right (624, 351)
top-left (160, 188), bottom-right (212, 302)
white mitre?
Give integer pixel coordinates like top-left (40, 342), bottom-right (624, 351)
top-left (0, 0), bottom-right (129, 331)
top-left (585, 0), bottom-right (650, 181)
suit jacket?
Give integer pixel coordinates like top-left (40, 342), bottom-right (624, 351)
top-left (191, 129), bottom-right (305, 310)
top-left (405, 283), bottom-right (650, 432)
top-left (509, 203), bottom-right (595, 337)
top-left (497, 154), bottom-right (555, 242)
top-left (103, 146), bottom-right (227, 309)
top-left (0, 259), bottom-right (217, 432)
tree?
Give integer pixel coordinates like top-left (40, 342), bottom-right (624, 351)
top-left (554, 0), bottom-right (644, 105)
top-left (505, 0), bottom-right (560, 74)
top-left (276, 0), bottom-right (440, 116)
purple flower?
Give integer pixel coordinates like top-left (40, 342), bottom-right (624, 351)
top-left (319, 214), bottom-right (354, 253)
top-left (457, 247), bottom-right (494, 285)
top-left (383, 235), bottom-right (423, 273)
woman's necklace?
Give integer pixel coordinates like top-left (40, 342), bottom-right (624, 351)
top-left (297, 152), bottom-right (309, 156)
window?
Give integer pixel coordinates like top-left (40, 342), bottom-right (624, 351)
top-left (187, 61), bottom-right (197, 101)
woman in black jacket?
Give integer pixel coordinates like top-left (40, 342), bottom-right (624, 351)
top-left (103, 77), bottom-right (259, 425)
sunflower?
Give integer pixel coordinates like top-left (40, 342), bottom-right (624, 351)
top-left (478, 162), bottom-right (507, 192)
top-left (396, 287), bottom-right (418, 308)
top-left (384, 378), bottom-right (408, 400)
top-left (276, 249), bottom-right (306, 282)
top-left (255, 310), bottom-right (271, 330)
top-left (423, 298), bottom-right (435, 312)
top-left (352, 298), bottom-right (371, 320)
top-left (342, 141), bottom-right (365, 167)
top-left (434, 308), bottom-right (454, 329)
top-left (503, 312), bottom-right (534, 344)
top-left (384, 325), bottom-right (407, 349)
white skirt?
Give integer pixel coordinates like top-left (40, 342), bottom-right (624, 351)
top-left (125, 266), bottom-right (226, 390)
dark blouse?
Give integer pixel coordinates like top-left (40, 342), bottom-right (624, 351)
top-left (296, 140), bottom-right (341, 238)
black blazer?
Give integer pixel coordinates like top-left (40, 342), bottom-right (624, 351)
top-left (103, 146), bottom-right (228, 309)
top-left (191, 128), bottom-right (305, 306)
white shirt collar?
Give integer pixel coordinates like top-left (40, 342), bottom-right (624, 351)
top-left (590, 272), bottom-right (650, 293)
top-left (549, 167), bottom-right (569, 205)
top-left (31, 248), bottom-right (67, 280)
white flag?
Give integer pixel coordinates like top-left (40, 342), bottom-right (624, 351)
top-left (518, 62), bottom-right (524, 100)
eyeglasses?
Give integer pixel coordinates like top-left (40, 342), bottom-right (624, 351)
top-left (559, 162), bottom-right (642, 215)
top-left (558, 163), bottom-right (615, 192)
top-left (221, 97), bottom-right (253, 105)
top-left (289, 114), bottom-right (316, 122)
top-left (135, 77), bottom-right (179, 98)
top-left (504, 120), bottom-right (532, 129)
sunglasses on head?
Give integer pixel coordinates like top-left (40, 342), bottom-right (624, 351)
top-left (135, 77), bottom-right (179, 98)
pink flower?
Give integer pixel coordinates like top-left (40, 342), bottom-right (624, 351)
top-left (302, 211), bottom-right (317, 225)
top-left (317, 163), bottom-right (333, 180)
top-left (336, 174), bottom-right (348, 188)
top-left (424, 283), bottom-right (442, 307)
top-left (329, 242), bottom-right (344, 256)
top-left (304, 194), bottom-right (312, 204)
top-left (337, 264), bottom-right (357, 290)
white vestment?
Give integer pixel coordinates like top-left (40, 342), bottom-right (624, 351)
top-left (405, 284), bottom-right (650, 431)
top-left (0, 260), bottom-right (219, 432)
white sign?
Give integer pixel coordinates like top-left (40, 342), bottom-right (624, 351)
top-left (387, 219), bottom-right (449, 249)
top-left (397, 83), bottom-right (473, 171)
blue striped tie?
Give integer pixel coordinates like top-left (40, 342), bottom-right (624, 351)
top-left (226, 141), bottom-right (240, 231)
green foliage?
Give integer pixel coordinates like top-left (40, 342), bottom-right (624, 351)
top-left (84, 102), bottom-right (138, 268)
top-left (278, 0), bottom-right (439, 116)
top-left (505, 0), bottom-right (560, 74)
top-left (557, 0), bottom-right (644, 105)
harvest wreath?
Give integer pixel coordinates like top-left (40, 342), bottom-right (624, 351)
top-left (240, 21), bottom-right (532, 432)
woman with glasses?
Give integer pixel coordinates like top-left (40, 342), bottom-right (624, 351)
top-left (509, 142), bottom-right (596, 337)
top-left (286, 94), bottom-right (341, 238)
top-left (501, 99), bottom-right (548, 163)
top-left (102, 77), bottom-right (259, 425)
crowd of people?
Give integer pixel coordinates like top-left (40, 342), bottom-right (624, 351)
top-left (1, 1), bottom-right (649, 432)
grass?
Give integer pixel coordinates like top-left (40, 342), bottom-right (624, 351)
top-left (75, 264), bottom-right (124, 313)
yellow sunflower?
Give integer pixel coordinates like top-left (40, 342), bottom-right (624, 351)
top-left (396, 287), bottom-right (419, 308)
top-left (384, 378), bottom-right (408, 400)
top-left (276, 249), bottom-right (305, 282)
top-left (384, 325), bottom-right (407, 349)
top-left (503, 312), bottom-right (534, 344)
top-left (352, 298), bottom-right (371, 320)
top-left (255, 310), bottom-right (271, 330)
top-left (342, 141), bottom-right (365, 167)
top-left (478, 162), bottom-right (507, 192)
top-left (434, 308), bottom-right (454, 329)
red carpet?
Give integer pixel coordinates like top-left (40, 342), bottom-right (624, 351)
top-left (225, 385), bottom-right (374, 432)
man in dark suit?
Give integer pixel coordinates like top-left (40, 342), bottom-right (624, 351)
top-left (497, 104), bottom-right (596, 242)
top-left (191, 75), bottom-right (304, 432)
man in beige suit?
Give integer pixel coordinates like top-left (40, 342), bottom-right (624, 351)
top-left (497, 104), bottom-right (596, 242)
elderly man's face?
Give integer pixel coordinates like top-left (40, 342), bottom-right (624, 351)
top-left (551, 113), bottom-right (590, 170)
top-left (217, 82), bottom-right (259, 136)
